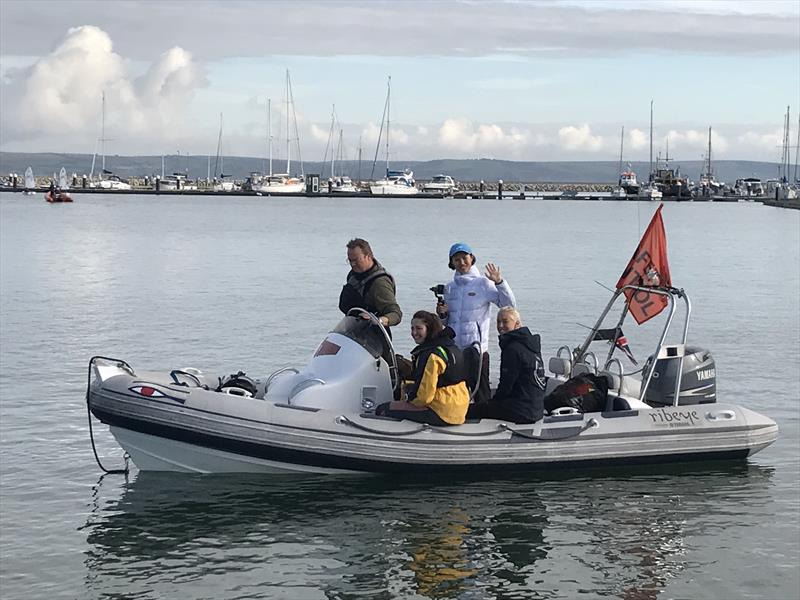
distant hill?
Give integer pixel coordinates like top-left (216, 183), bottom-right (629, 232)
top-left (0, 152), bottom-right (782, 184)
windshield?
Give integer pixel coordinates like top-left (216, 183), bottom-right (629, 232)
top-left (331, 315), bottom-right (390, 358)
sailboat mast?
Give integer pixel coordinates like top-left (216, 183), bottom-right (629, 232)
top-left (794, 112), bottom-right (799, 183)
top-left (290, 73), bottom-right (304, 176)
top-left (268, 98), bottom-right (273, 177)
top-left (617, 126), bottom-right (624, 184)
top-left (214, 113), bottom-right (223, 179)
top-left (337, 129), bottom-right (344, 177)
top-left (370, 78), bottom-right (390, 180)
top-left (357, 135), bottom-right (362, 183)
top-left (782, 106), bottom-right (790, 182)
top-left (285, 70), bottom-right (291, 175)
top-left (649, 100), bottom-right (653, 182)
top-left (101, 91), bottom-right (106, 173)
top-left (706, 126), bottom-right (712, 177)
top-left (330, 105), bottom-right (336, 178)
top-left (385, 76), bottom-right (391, 176)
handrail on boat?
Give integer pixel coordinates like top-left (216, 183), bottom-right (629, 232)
top-left (573, 285), bottom-right (690, 407)
top-left (264, 367), bottom-right (299, 393)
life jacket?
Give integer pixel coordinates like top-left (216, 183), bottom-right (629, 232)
top-left (405, 330), bottom-right (467, 398)
top-left (339, 263), bottom-right (395, 315)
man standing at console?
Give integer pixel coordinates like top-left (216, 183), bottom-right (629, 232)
top-left (339, 238), bottom-right (402, 332)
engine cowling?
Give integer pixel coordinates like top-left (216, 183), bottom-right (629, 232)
top-left (643, 346), bottom-right (717, 407)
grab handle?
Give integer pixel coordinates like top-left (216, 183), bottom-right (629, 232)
top-left (170, 369), bottom-right (202, 387)
top-left (265, 367), bottom-right (299, 393)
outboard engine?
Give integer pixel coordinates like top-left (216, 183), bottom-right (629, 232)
top-left (643, 346), bottom-right (716, 407)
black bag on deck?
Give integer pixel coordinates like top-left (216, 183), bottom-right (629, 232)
top-left (544, 373), bottom-right (609, 414)
top-left (217, 371), bottom-right (258, 397)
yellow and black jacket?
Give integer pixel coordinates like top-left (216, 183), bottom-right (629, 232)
top-left (406, 328), bottom-right (470, 424)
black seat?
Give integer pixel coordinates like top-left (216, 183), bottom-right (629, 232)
top-left (604, 395), bottom-right (632, 412)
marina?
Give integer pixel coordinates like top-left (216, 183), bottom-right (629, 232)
top-left (1, 182), bottom-right (793, 205)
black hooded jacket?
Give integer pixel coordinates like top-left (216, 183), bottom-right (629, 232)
top-left (492, 326), bottom-right (546, 423)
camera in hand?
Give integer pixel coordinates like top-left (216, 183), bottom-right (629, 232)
top-left (429, 284), bottom-right (446, 305)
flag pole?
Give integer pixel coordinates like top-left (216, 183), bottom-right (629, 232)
top-left (602, 302), bottom-right (631, 368)
top-left (574, 288), bottom-right (625, 362)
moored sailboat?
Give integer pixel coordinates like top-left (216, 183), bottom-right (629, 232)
top-left (254, 71), bottom-right (305, 195)
top-left (23, 167), bottom-right (36, 195)
top-left (369, 76), bottom-right (418, 196)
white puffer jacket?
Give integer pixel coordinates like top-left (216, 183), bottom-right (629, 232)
top-left (443, 265), bottom-right (516, 352)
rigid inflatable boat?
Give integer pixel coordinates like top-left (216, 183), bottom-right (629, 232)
top-left (86, 285), bottom-right (778, 475)
top-left (86, 206), bottom-right (778, 475)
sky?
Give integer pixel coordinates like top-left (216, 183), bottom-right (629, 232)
top-left (1, 0), bottom-right (798, 164)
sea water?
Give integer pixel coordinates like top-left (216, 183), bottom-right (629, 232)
top-left (1, 194), bottom-right (798, 599)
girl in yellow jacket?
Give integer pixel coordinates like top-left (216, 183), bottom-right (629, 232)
top-left (377, 311), bottom-right (469, 425)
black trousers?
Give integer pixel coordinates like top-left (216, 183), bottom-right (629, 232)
top-left (466, 401), bottom-right (534, 424)
top-left (376, 403), bottom-right (450, 426)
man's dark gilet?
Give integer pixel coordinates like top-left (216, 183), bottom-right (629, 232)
top-left (339, 268), bottom-right (394, 315)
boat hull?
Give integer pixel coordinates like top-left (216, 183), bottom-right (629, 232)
top-left (254, 183), bottom-right (305, 194)
top-left (88, 368), bottom-right (778, 475)
top-left (369, 185), bottom-right (419, 196)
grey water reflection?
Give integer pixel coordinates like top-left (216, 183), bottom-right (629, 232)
top-left (82, 464), bottom-right (774, 600)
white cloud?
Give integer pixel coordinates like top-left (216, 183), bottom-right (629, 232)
top-left (3, 25), bottom-right (206, 150)
top-left (437, 118), bottom-right (531, 155)
top-left (628, 128), bottom-right (648, 150)
top-left (736, 130), bottom-right (783, 152)
top-left (663, 129), bottom-right (730, 154)
top-left (309, 123), bottom-right (330, 143)
top-left (558, 124), bottom-right (604, 152)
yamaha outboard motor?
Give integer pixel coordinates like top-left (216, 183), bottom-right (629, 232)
top-left (643, 346), bottom-right (716, 407)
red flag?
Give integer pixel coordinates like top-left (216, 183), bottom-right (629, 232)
top-left (616, 204), bottom-right (672, 324)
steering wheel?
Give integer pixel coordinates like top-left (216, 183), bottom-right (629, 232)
top-left (346, 307), bottom-right (399, 392)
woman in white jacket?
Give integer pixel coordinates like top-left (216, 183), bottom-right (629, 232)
top-left (436, 242), bottom-right (516, 402)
